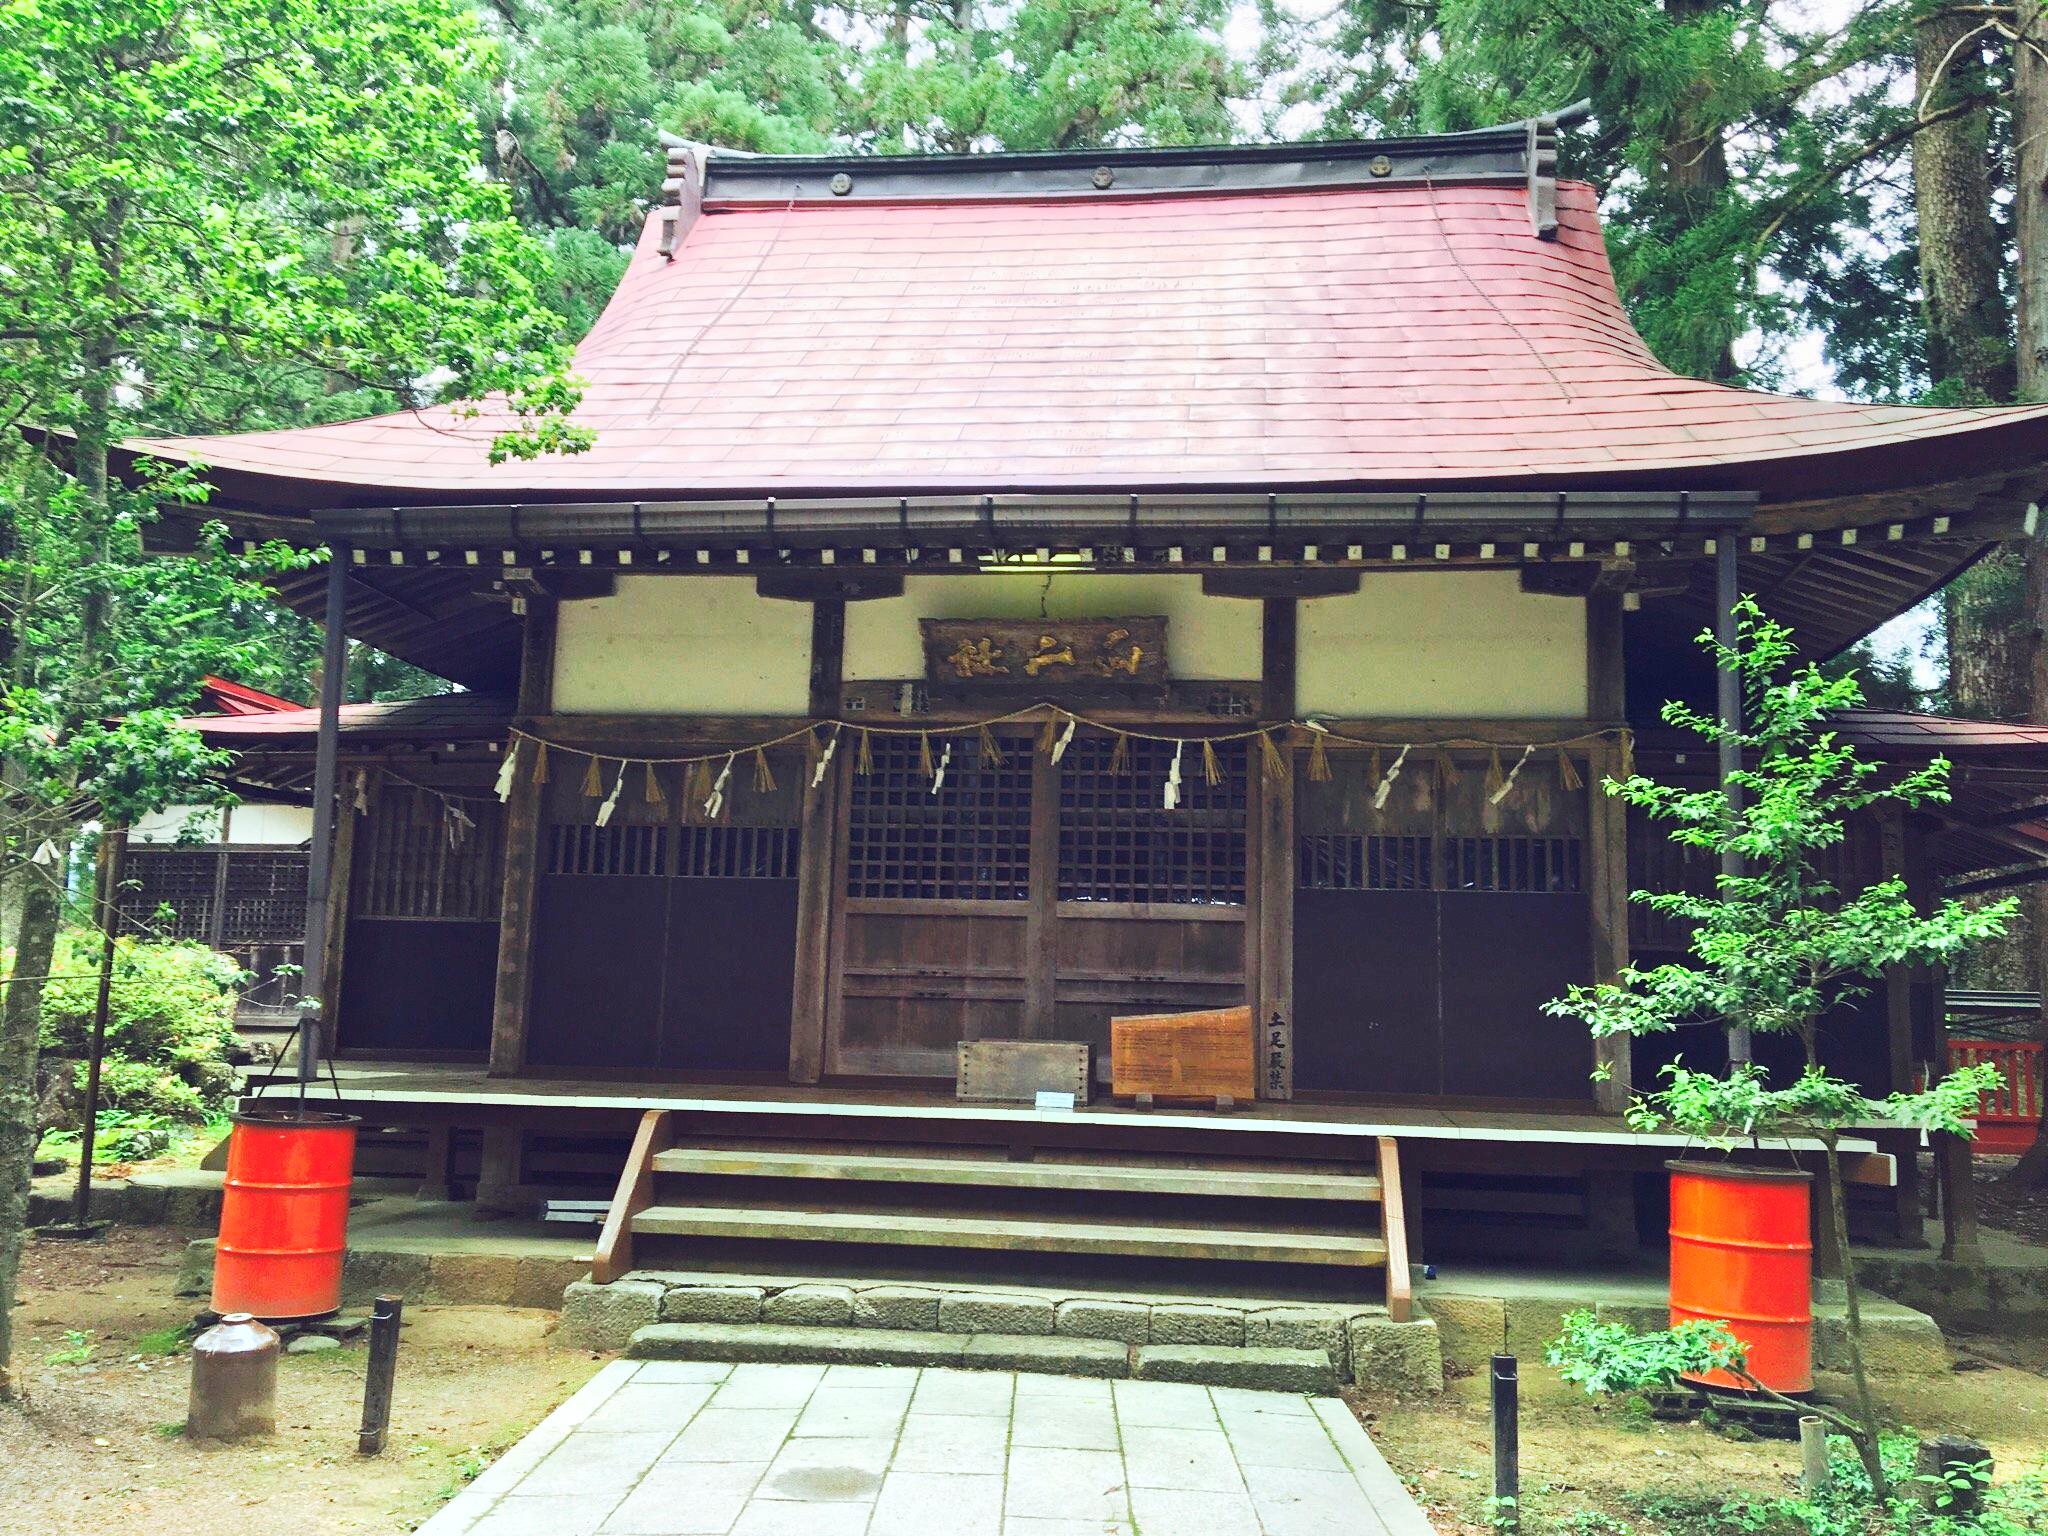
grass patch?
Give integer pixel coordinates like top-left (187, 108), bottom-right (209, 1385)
top-left (134, 1325), bottom-right (190, 1357)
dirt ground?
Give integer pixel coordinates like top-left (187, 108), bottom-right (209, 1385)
top-left (1359, 1324), bottom-right (2048, 1536)
top-left (0, 1225), bottom-right (600, 1535)
top-left (1975, 1153), bottom-right (2048, 1245)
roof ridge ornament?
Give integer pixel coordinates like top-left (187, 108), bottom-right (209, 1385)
top-left (1527, 98), bottom-right (1591, 241)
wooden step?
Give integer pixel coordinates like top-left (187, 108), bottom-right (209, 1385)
top-left (629, 1203), bottom-right (1387, 1268)
top-left (650, 1147), bottom-right (1380, 1203)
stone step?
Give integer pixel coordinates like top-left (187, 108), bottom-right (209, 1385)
top-left (630, 1204), bottom-right (1387, 1268)
top-left (627, 1322), bottom-right (1129, 1377)
top-left (1135, 1344), bottom-right (1341, 1394)
top-left (651, 1147), bottom-right (1381, 1203)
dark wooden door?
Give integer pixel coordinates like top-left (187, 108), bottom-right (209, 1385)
top-left (1291, 751), bottom-right (1594, 1102)
top-left (827, 731), bottom-right (1249, 1079)
top-left (528, 760), bottom-right (800, 1076)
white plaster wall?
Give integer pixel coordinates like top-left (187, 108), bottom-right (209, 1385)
top-left (553, 575), bottom-right (813, 714)
top-left (129, 806), bottom-right (224, 843)
top-left (1295, 572), bottom-right (1587, 718)
top-left (128, 803), bottom-right (312, 844)
top-left (843, 573), bottom-right (1261, 682)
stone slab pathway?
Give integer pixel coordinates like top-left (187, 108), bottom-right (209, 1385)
top-left (421, 1361), bottom-right (1434, 1536)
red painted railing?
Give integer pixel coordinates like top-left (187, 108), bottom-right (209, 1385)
top-left (1948, 1040), bottom-right (2043, 1154)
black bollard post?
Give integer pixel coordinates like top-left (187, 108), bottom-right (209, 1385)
top-left (357, 1294), bottom-right (404, 1456)
top-left (1491, 1354), bottom-right (1519, 1534)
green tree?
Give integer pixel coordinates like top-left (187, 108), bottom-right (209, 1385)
top-left (0, 0), bottom-right (584, 1399)
top-left (1545, 601), bottom-right (2011, 1500)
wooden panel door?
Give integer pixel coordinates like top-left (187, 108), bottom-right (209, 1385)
top-left (826, 729), bottom-right (1251, 1080)
top-left (830, 731), bottom-right (1034, 1076)
top-left (1050, 735), bottom-right (1248, 1073)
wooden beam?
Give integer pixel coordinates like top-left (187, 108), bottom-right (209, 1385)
top-left (1261, 597), bottom-right (1297, 721)
top-left (1585, 594), bottom-right (1631, 1111)
top-left (592, 1109), bottom-right (673, 1284)
top-left (757, 571), bottom-right (905, 602)
top-left (488, 597), bottom-right (557, 1079)
top-left (1255, 745), bottom-right (1294, 1101)
top-left (808, 599), bottom-right (845, 718)
top-left (1378, 1136), bottom-right (1413, 1322)
top-left (788, 749), bottom-right (840, 1085)
top-left (1202, 570), bottom-right (1360, 599)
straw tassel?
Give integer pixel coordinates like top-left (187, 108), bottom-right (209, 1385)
top-left (918, 731), bottom-right (934, 781)
top-left (803, 726), bottom-right (822, 783)
top-left (494, 744), bottom-right (519, 802)
top-left (856, 728), bottom-right (873, 777)
top-left (1201, 739), bottom-right (1222, 787)
top-left (979, 724), bottom-right (1005, 767)
top-left (1485, 747), bottom-right (1506, 800)
top-left (687, 758), bottom-right (713, 814)
top-left (532, 740), bottom-right (549, 785)
top-left (644, 761), bottom-right (666, 807)
top-left (1436, 748), bottom-right (1460, 793)
top-left (1556, 747), bottom-right (1583, 792)
top-left (1108, 732), bottom-right (1129, 775)
top-left (1037, 712), bottom-right (1058, 756)
top-left (1305, 724), bottom-right (1332, 783)
top-left (581, 754), bottom-right (603, 797)
top-left (1257, 729), bottom-right (1287, 780)
top-left (752, 748), bottom-right (777, 794)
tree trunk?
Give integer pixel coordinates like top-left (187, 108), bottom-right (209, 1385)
top-left (1822, 1137), bottom-right (1891, 1501)
top-left (0, 875), bottom-right (61, 1399)
top-left (1915, 11), bottom-right (2016, 404)
top-left (2015, 0), bottom-right (2048, 1185)
top-left (1660, 0), bottom-right (1738, 380)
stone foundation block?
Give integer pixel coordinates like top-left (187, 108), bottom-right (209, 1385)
top-left (761, 1284), bottom-right (855, 1326)
top-left (559, 1279), bottom-right (664, 1351)
top-left (1815, 1311), bottom-right (1950, 1378)
top-left (1417, 1294), bottom-right (1506, 1374)
top-left (938, 1292), bottom-right (1055, 1335)
top-left (961, 1334), bottom-right (1128, 1377)
top-left (661, 1285), bottom-right (766, 1324)
top-left (1346, 1316), bottom-right (1444, 1394)
top-left (175, 1238), bottom-right (216, 1298)
top-left (1148, 1303), bottom-right (1245, 1347)
top-left (852, 1286), bottom-right (941, 1330)
top-left (1243, 1309), bottom-right (1350, 1377)
top-left (1133, 1345), bottom-right (1338, 1394)
top-left (1502, 1297), bottom-right (1575, 1363)
top-left (1056, 1299), bottom-right (1151, 1344)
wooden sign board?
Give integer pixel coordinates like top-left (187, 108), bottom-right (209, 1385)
top-left (956, 1040), bottom-right (1092, 1105)
top-left (1110, 1007), bottom-right (1256, 1107)
top-left (922, 617), bottom-right (1168, 692)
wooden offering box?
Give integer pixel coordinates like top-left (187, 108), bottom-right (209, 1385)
top-left (956, 1040), bottom-right (1091, 1105)
top-left (1110, 1007), bottom-right (1256, 1107)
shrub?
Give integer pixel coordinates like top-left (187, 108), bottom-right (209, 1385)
top-left (38, 931), bottom-right (243, 1119)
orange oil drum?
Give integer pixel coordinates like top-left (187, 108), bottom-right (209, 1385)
top-left (212, 1109), bottom-right (359, 1322)
top-left (1667, 1160), bottom-right (1813, 1394)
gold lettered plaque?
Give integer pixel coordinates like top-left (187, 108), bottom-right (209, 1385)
top-left (922, 617), bottom-right (1168, 691)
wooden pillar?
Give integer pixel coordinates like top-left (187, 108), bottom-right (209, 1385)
top-left (1257, 597), bottom-right (1297, 1100)
top-left (789, 598), bottom-right (846, 1084)
top-left (298, 543), bottom-right (350, 1082)
top-left (1024, 745), bottom-right (1060, 1038)
top-left (1878, 809), bottom-right (1927, 1242)
top-left (321, 778), bottom-right (358, 1051)
top-left (488, 597), bottom-right (557, 1080)
top-left (1934, 1130), bottom-right (1983, 1262)
top-left (1586, 594), bottom-right (1631, 1112)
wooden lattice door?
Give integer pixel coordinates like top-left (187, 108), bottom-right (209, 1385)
top-left (826, 731), bottom-right (1250, 1080)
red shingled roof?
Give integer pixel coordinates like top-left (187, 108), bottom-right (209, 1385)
top-left (126, 175), bottom-right (2048, 506)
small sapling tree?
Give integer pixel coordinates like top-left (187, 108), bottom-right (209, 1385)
top-left (1544, 600), bottom-right (2011, 1501)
